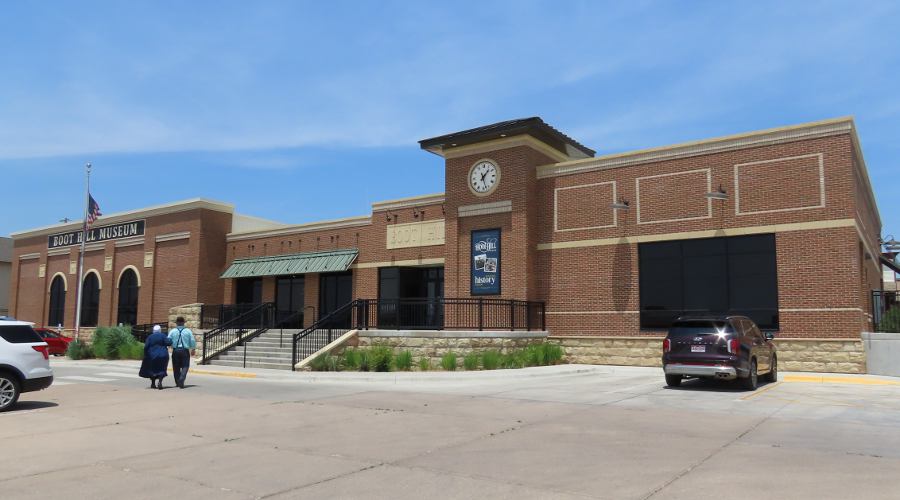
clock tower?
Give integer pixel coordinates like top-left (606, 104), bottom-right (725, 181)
top-left (419, 118), bottom-right (595, 301)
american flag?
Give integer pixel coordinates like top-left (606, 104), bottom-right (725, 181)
top-left (87, 194), bottom-right (102, 226)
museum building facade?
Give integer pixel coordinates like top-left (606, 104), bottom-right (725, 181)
top-left (8, 117), bottom-right (885, 371)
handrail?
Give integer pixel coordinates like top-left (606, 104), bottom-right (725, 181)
top-left (291, 299), bottom-right (360, 370)
top-left (201, 302), bottom-right (275, 364)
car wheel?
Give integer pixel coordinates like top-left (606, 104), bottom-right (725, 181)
top-left (0, 373), bottom-right (21, 412)
top-left (741, 360), bottom-right (758, 391)
top-left (665, 374), bottom-right (682, 387)
top-left (764, 356), bottom-right (778, 383)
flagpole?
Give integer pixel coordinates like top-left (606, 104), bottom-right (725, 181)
top-left (74, 163), bottom-right (91, 341)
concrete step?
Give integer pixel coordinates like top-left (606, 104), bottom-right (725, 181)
top-left (230, 345), bottom-right (293, 354)
top-left (221, 347), bottom-right (291, 358)
top-left (218, 354), bottom-right (291, 365)
top-left (218, 351), bottom-right (293, 361)
top-left (207, 359), bottom-right (293, 370)
top-left (239, 340), bottom-right (293, 348)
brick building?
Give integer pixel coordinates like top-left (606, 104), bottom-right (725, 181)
top-left (8, 117), bottom-right (886, 371)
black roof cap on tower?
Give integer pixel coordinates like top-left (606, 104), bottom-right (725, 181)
top-left (419, 117), bottom-right (595, 159)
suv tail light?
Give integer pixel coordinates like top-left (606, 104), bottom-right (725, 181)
top-left (728, 339), bottom-right (740, 355)
top-left (32, 345), bottom-right (49, 360)
top-left (663, 338), bottom-right (671, 353)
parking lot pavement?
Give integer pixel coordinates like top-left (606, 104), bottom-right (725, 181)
top-left (3, 361), bottom-right (900, 499)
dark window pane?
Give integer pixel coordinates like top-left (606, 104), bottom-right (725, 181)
top-left (640, 234), bottom-right (779, 330)
top-left (0, 325), bottom-right (43, 343)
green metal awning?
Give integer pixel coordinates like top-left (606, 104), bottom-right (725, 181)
top-left (220, 249), bottom-right (358, 279)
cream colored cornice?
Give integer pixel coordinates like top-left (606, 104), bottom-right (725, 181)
top-left (443, 135), bottom-right (572, 162)
top-left (11, 198), bottom-right (234, 240)
top-left (537, 117), bottom-right (856, 179)
top-left (536, 218), bottom-right (857, 251)
top-left (372, 193), bottom-right (445, 212)
top-left (227, 216), bottom-right (371, 242)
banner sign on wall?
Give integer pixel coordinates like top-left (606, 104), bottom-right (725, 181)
top-left (471, 228), bottom-right (501, 295)
top-left (48, 220), bottom-right (146, 249)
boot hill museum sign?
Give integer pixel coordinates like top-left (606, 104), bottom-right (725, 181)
top-left (47, 220), bottom-right (145, 249)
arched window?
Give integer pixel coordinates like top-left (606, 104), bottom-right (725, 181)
top-left (48, 275), bottom-right (66, 327)
top-left (117, 268), bottom-right (139, 326)
top-left (80, 272), bottom-right (100, 327)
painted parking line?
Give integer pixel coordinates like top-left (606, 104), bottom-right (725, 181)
top-left (56, 376), bottom-right (115, 383)
top-left (51, 381), bottom-right (75, 386)
top-left (96, 372), bottom-right (140, 378)
top-left (740, 381), bottom-right (783, 400)
top-left (783, 375), bottom-right (900, 386)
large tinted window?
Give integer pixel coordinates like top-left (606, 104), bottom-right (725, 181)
top-left (0, 325), bottom-right (43, 343)
top-left (639, 234), bottom-right (778, 329)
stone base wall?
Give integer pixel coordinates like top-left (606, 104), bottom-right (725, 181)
top-left (549, 336), bottom-right (867, 374)
top-left (168, 303), bottom-right (202, 330)
top-left (551, 336), bottom-right (663, 367)
top-left (774, 338), bottom-right (866, 374)
top-left (357, 330), bottom-right (548, 369)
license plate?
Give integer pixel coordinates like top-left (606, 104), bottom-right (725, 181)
top-left (691, 345), bottom-right (705, 353)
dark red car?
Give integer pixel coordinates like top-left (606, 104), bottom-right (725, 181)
top-left (662, 316), bottom-right (777, 390)
top-left (33, 328), bottom-right (73, 356)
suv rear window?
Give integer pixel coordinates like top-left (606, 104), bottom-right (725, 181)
top-left (0, 325), bottom-right (44, 343)
top-left (668, 321), bottom-right (733, 337)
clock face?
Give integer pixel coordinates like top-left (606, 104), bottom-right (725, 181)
top-left (469, 160), bottom-right (500, 195)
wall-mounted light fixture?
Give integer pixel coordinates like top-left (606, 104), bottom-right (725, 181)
top-left (413, 208), bottom-right (424, 219)
top-left (610, 198), bottom-right (630, 210)
top-left (705, 184), bottom-right (728, 201)
top-left (385, 212), bottom-right (396, 222)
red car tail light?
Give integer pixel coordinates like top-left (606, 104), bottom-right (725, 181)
top-left (728, 339), bottom-right (740, 355)
top-left (32, 345), bottom-right (49, 360)
top-left (663, 338), bottom-right (671, 353)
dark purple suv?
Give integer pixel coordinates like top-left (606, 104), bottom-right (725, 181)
top-left (662, 316), bottom-right (777, 390)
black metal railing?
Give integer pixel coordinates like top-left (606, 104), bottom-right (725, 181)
top-left (872, 290), bottom-right (898, 332)
top-left (200, 303), bottom-right (268, 330)
top-left (201, 302), bottom-right (276, 364)
top-left (290, 298), bottom-right (546, 370)
top-left (131, 322), bottom-right (169, 343)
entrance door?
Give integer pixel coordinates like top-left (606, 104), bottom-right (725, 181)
top-left (378, 266), bottom-right (444, 328)
top-left (276, 276), bottom-right (305, 328)
top-left (319, 272), bottom-right (353, 328)
top-left (235, 278), bottom-right (262, 304)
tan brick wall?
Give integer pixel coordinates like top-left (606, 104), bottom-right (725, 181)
top-left (551, 336), bottom-right (866, 374)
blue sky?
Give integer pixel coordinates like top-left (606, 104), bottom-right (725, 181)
top-left (2, 1), bottom-right (898, 239)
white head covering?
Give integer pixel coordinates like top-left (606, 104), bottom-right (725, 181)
top-left (152, 325), bottom-right (162, 334)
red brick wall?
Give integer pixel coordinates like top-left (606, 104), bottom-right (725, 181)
top-left (10, 207), bottom-right (231, 327)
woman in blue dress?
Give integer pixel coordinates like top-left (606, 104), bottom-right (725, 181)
top-left (139, 325), bottom-right (172, 389)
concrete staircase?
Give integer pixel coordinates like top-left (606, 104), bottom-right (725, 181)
top-left (206, 329), bottom-right (302, 370)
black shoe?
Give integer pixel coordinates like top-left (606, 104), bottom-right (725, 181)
top-left (157, 383), bottom-right (164, 390)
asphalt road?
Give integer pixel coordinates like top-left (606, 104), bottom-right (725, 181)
top-left (2, 359), bottom-right (900, 499)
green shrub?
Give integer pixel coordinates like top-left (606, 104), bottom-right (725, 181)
top-left (124, 341), bottom-right (145, 360)
top-left (394, 350), bottom-right (413, 371)
top-left (880, 306), bottom-right (900, 333)
top-left (369, 345), bottom-right (394, 372)
top-left (358, 349), bottom-right (371, 372)
top-left (342, 349), bottom-right (361, 370)
top-left (500, 351), bottom-right (525, 369)
top-left (463, 353), bottom-right (480, 370)
top-left (544, 343), bottom-right (564, 364)
top-left (310, 353), bottom-right (340, 371)
top-left (418, 357), bottom-right (431, 371)
top-left (66, 339), bottom-right (94, 360)
top-left (91, 326), bottom-right (138, 360)
top-left (481, 350), bottom-right (501, 370)
top-left (523, 344), bottom-right (545, 367)
top-left (441, 352), bottom-right (457, 371)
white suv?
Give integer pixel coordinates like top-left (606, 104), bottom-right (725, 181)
top-left (0, 318), bottom-right (54, 412)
